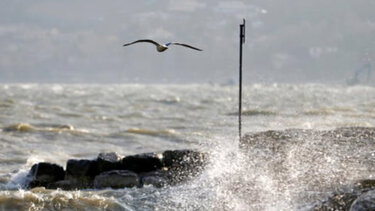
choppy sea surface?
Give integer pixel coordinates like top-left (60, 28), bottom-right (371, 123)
top-left (0, 83), bottom-right (374, 210)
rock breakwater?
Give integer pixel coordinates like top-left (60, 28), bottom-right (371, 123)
top-left (26, 150), bottom-right (207, 190)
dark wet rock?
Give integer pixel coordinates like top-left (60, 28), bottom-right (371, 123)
top-left (314, 191), bottom-right (360, 211)
top-left (163, 150), bottom-right (208, 184)
top-left (98, 152), bottom-right (122, 162)
top-left (65, 159), bottom-right (98, 188)
top-left (27, 162), bottom-right (65, 188)
top-left (97, 152), bottom-right (122, 173)
top-left (163, 149), bottom-right (207, 168)
top-left (140, 171), bottom-right (168, 188)
top-left (93, 170), bottom-right (139, 189)
top-left (46, 180), bottom-right (76, 190)
top-left (350, 190), bottom-right (375, 211)
top-left (313, 180), bottom-right (375, 210)
top-left (354, 179), bottom-right (375, 190)
top-left (66, 159), bottom-right (98, 178)
top-left (121, 153), bottom-right (163, 173)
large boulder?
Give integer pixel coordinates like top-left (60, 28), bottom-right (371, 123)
top-left (140, 170), bottom-right (168, 188)
top-left (93, 170), bottom-right (139, 189)
top-left (27, 162), bottom-right (65, 188)
top-left (162, 150), bottom-right (207, 184)
top-left (96, 152), bottom-right (122, 173)
top-left (162, 149), bottom-right (206, 168)
top-left (121, 153), bottom-right (163, 173)
top-left (65, 159), bottom-right (99, 188)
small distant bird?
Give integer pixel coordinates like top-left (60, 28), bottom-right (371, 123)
top-left (123, 39), bottom-right (203, 52)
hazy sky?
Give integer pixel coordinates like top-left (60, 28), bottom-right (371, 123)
top-left (1, 0), bottom-right (374, 83)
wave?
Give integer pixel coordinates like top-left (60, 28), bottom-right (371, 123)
top-left (302, 108), bottom-right (335, 116)
top-left (125, 128), bottom-right (178, 138)
top-left (302, 106), bottom-right (371, 117)
top-left (1, 123), bottom-right (88, 134)
top-left (118, 112), bottom-right (149, 119)
top-left (227, 109), bottom-right (278, 116)
top-left (0, 188), bottom-right (125, 210)
top-left (0, 99), bottom-right (14, 108)
top-left (1, 127), bottom-right (375, 210)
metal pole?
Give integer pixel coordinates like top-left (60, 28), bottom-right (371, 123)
top-left (239, 19), bottom-right (245, 142)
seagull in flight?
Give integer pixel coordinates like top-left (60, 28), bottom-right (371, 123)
top-left (123, 39), bottom-right (203, 52)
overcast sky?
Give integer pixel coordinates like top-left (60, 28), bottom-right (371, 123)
top-left (1, 0), bottom-right (374, 83)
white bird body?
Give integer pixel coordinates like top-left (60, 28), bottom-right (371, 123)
top-left (123, 39), bottom-right (202, 52)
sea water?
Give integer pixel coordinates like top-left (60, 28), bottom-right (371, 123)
top-left (0, 83), bottom-right (374, 210)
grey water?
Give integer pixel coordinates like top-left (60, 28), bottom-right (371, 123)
top-left (0, 83), bottom-right (374, 210)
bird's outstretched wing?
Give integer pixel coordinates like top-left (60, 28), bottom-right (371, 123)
top-left (123, 39), bottom-right (161, 47)
top-left (167, 42), bottom-right (203, 51)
